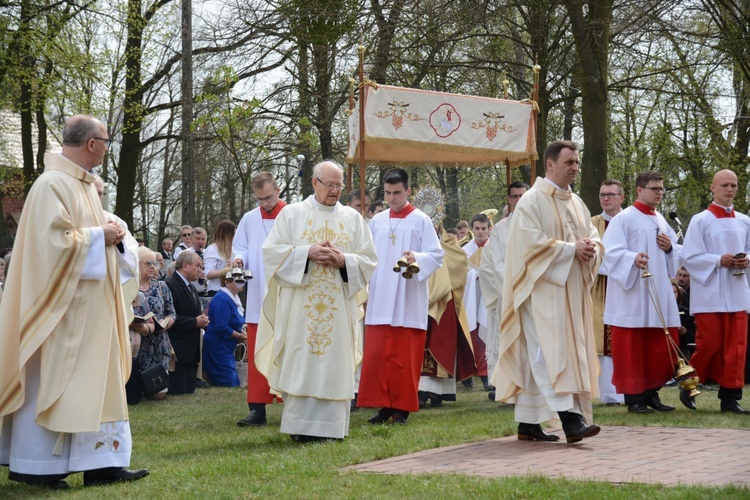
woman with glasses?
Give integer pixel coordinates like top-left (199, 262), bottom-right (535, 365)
top-left (203, 220), bottom-right (237, 297)
top-left (202, 267), bottom-right (248, 386)
top-left (128, 247), bottom-right (176, 403)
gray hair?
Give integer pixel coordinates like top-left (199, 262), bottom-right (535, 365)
top-left (312, 160), bottom-right (344, 179)
top-left (62, 115), bottom-right (103, 147)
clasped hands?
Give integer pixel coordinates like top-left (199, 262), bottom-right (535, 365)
top-left (720, 253), bottom-right (749, 269)
top-left (102, 220), bottom-right (126, 246)
top-left (575, 239), bottom-right (596, 263)
top-left (309, 241), bottom-right (345, 268)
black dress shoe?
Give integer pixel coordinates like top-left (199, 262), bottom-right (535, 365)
top-left (368, 408), bottom-right (394, 424)
top-left (83, 467), bottom-right (149, 486)
top-left (460, 378), bottom-right (474, 388)
top-left (195, 378), bottom-right (210, 389)
top-left (721, 402), bottom-right (750, 414)
top-left (237, 410), bottom-right (267, 427)
top-left (564, 422), bottom-right (601, 443)
top-left (517, 423), bottom-right (560, 442)
top-left (627, 403), bottom-right (655, 414)
top-left (391, 410), bottom-right (409, 425)
top-left (680, 389), bottom-right (697, 410)
top-left (428, 392), bottom-right (443, 407)
top-left (8, 470), bottom-right (69, 489)
top-left (645, 398), bottom-right (675, 412)
top-left (488, 391), bottom-right (496, 401)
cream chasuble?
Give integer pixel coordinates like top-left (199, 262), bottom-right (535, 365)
top-left (0, 153), bottom-right (131, 435)
top-left (479, 217), bottom-right (511, 381)
top-left (490, 178), bottom-right (602, 424)
top-left (255, 197), bottom-right (377, 403)
top-left (590, 214), bottom-right (608, 355)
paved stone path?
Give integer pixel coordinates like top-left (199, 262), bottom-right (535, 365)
top-left (346, 426), bottom-right (750, 487)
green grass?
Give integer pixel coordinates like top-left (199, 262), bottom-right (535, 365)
top-left (2, 382), bottom-right (749, 498)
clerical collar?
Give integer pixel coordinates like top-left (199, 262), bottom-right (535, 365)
top-left (543, 177), bottom-right (568, 192)
top-left (633, 201), bottom-right (656, 216)
top-left (600, 210), bottom-right (621, 222)
top-left (261, 200), bottom-right (286, 220)
top-left (390, 203), bottom-right (415, 219)
top-left (708, 202), bottom-right (735, 219)
top-left (310, 195), bottom-right (337, 213)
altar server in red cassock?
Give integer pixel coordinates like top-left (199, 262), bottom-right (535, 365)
top-left (681, 169), bottom-right (750, 414)
top-left (601, 171), bottom-right (680, 414)
top-left (358, 168), bottom-right (444, 424)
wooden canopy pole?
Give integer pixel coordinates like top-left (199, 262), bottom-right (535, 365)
top-left (531, 64), bottom-right (541, 182)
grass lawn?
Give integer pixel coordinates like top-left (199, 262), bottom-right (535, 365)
top-left (2, 381), bottom-right (749, 498)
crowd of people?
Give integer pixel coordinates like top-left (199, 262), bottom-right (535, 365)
top-left (1, 114), bottom-right (748, 489)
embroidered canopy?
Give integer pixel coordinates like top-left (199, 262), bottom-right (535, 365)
top-left (346, 84), bottom-right (538, 168)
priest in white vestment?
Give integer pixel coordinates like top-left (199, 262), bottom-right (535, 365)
top-left (255, 161), bottom-right (377, 442)
top-left (590, 179), bottom-right (625, 406)
top-left (0, 115), bottom-right (148, 488)
top-left (490, 141), bottom-right (602, 444)
top-left (479, 181), bottom-right (528, 392)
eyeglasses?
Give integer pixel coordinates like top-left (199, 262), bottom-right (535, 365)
top-left (315, 178), bottom-right (345, 191)
top-left (181, 233), bottom-right (191, 237)
top-left (598, 193), bottom-right (622, 199)
top-left (93, 137), bottom-right (114, 148)
top-left (256, 194), bottom-right (277, 203)
top-left (644, 187), bottom-right (666, 194)
top-left (143, 260), bottom-right (157, 266)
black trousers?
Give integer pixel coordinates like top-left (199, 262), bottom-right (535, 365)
top-left (169, 361), bottom-right (198, 395)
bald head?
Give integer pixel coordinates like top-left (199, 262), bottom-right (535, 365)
top-left (61, 115), bottom-right (109, 171)
top-left (711, 169), bottom-right (738, 208)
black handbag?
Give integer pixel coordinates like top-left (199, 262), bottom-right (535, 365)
top-left (140, 363), bottom-right (169, 395)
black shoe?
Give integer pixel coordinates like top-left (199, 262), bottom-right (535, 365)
top-left (563, 422), bottom-right (601, 443)
top-left (680, 389), bottom-right (697, 410)
top-left (485, 384), bottom-right (496, 392)
top-left (720, 401), bottom-right (750, 415)
top-left (517, 423), bottom-right (560, 442)
top-left (8, 471), bottom-right (69, 489)
top-left (368, 408), bottom-right (394, 424)
top-left (290, 434), bottom-right (339, 443)
top-left (480, 376), bottom-right (489, 390)
top-left (461, 378), bottom-right (474, 388)
top-left (418, 391), bottom-right (428, 409)
top-left (350, 393), bottom-right (359, 412)
top-left (83, 467), bottom-right (149, 487)
top-left (605, 402), bottom-right (622, 407)
top-left (627, 403), bottom-right (655, 414)
top-left (392, 411), bottom-right (409, 425)
top-left (428, 392), bottom-right (443, 407)
top-left (195, 378), bottom-right (209, 389)
top-left (645, 397), bottom-right (675, 412)
top-left (488, 391), bottom-right (496, 401)
top-left (237, 410), bottom-right (267, 426)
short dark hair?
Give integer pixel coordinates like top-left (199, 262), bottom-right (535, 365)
top-left (635, 171), bottom-right (663, 189)
top-left (446, 228), bottom-right (458, 235)
top-left (471, 213), bottom-right (490, 227)
top-left (347, 188), bottom-right (370, 204)
top-left (508, 181), bottom-right (530, 195)
top-left (368, 200), bottom-right (386, 213)
top-left (543, 140), bottom-right (578, 165)
top-left (600, 179), bottom-right (623, 192)
top-left (383, 168), bottom-right (408, 188)
top-left (62, 115), bottom-right (102, 147)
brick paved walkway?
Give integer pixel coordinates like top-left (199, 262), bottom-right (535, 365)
top-left (346, 426), bottom-right (750, 487)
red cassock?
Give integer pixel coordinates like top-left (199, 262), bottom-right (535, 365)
top-left (611, 326), bottom-right (679, 394)
top-left (691, 312), bottom-right (748, 389)
top-left (357, 325), bottom-right (427, 412)
top-left (246, 323), bottom-right (282, 404)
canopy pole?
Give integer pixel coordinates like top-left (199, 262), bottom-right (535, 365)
top-left (358, 45), bottom-right (367, 217)
top-left (347, 77), bottom-right (355, 191)
top-left (531, 64), bottom-right (541, 182)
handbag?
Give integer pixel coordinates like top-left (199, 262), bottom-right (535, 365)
top-left (235, 342), bottom-right (248, 388)
top-left (141, 363), bottom-right (169, 394)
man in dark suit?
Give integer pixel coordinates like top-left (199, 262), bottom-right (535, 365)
top-left (165, 251), bottom-right (209, 394)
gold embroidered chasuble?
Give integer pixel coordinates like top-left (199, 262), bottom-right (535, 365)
top-left (0, 153), bottom-right (132, 433)
top-left (255, 197), bottom-right (378, 400)
top-left (590, 215), bottom-right (608, 355)
top-left (490, 178), bottom-right (602, 423)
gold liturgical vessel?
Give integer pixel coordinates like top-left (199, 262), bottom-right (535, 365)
top-left (393, 257), bottom-right (420, 279)
top-left (641, 266), bottom-right (700, 409)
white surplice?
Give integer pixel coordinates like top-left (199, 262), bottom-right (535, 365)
top-left (600, 206), bottom-right (680, 328)
top-left (681, 208), bottom-right (750, 313)
top-left (365, 208), bottom-right (444, 330)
